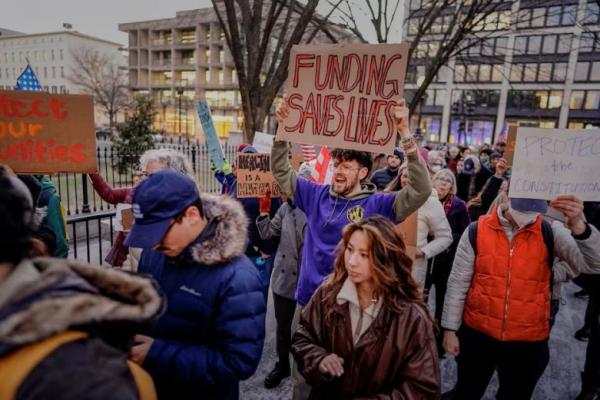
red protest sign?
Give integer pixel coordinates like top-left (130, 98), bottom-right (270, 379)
top-left (276, 43), bottom-right (409, 154)
top-left (0, 90), bottom-right (97, 173)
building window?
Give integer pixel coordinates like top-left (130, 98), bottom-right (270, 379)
top-left (553, 63), bottom-right (567, 81)
top-left (508, 90), bottom-right (563, 110)
top-left (60, 49), bottom-right (63, 60)
top-left (575, 62), bottom-right (590, 81)
top-left (205, 49), bottom-right (211, 64)
top-left (570, 91), bottom-right (585, 109)
top-left (514, 36), bottom-right (527, 55)
top-left (557, 34), bottom-right (572, 53)
top-left (510, 64), bottom-right (523, 82)
top-left (546, 5), bottom-right (561, 26)
top-left (583, 1), bottom-right (600, 24)
top-left (542, 35), bottom-right (556, 54)
top-left (531, 8), bottom-right (545, 27)
top-left (524, 63), bottom-right (537, 81)
top-left (52, 67), bottom-right (56, 79)
top-left (43, 67), bottom-right (47, 78)
top-left (527, 36), bottom-right (541, 54)
top-left (538, 63), bottom-right (552, 82)
top-left (591, 62), bottom-right (600, 81)
top-left (51, 50), bottom-right (55, 61)
top-left (579, 32), bottom-right (596, 53)
top-left (585, 91), bottom-right (600, 110)
top-left (180, 30), bottom-right (195, 44)
top-left (455, 64), bottom-right (466, 82)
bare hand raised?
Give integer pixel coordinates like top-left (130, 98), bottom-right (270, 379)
top-left (549, 195), bottom-right (586, 235)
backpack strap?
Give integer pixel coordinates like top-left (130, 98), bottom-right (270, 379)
top-left (468, 221), bottom-right (479, 255)
top-left (0, 331), bottom-right (156, 400)
top-left (541, 218), bottom-right (554, 269)
top-left (127, 361), bottom-right (158, 400)
top-left (0, 331), bottom-right (87, 400)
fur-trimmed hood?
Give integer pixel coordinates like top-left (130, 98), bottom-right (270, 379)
top-left (0, 257), bottom-right (164, 355)
top-left (188, 193), bottom-right (249, 266)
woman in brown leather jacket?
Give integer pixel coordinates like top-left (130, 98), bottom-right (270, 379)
top-left (291, 216), bottom-right (440, 399)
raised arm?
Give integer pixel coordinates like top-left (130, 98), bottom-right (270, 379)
top-left (390, 99), bottom-right (432, 221)
top-left (88, 173), bottom-right (130, 205)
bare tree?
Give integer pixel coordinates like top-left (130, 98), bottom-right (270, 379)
top-left (211, 0), bottom-right (343, 143)
top-left (337, 0), bottom-right (514, 114)
top-left (333, 0), bottom-right (401, 43)
top-left (69, 47), bottom-right (128, 130)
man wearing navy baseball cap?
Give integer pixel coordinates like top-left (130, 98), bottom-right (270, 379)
top-left (126, 170), bottom-right (266, 400)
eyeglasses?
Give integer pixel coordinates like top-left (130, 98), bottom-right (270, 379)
top-left (434, 177), bottom-right (454, 184)
top-left (333, 164), bottom-right (361, 173)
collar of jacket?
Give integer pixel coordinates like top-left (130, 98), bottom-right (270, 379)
top-left (186, 193), bottom-right (249, 266)
top-left (326, 283), bottom-right (391, 349)
top-left (328, 181), bottom-right (378, 200)
top-left (0, 257), bottom-right (164, 355)
top-left (486, 203), bottom-right (540, 233)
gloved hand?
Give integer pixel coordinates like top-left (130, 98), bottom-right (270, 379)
top-left (210, 162), bottom-right (219, 173)
top-left (223, 159), bottom-right (233, 175)
top-left (259, 191), bottom-right (272, 215)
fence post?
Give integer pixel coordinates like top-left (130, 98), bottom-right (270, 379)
top-left (191, 145), bottom-right (197, 173)
top-left (81, 174), bottom-right (90, 213)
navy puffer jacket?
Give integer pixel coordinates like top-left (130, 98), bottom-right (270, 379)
top-left (139, 193), bottom-right (266, 400)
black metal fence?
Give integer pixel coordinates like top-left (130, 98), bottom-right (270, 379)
top-left (54, 142), bottom-right (238, 216)
top-left (61, 141), bottom-right (239, 263)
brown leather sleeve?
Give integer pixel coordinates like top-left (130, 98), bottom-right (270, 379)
top-left (290, 287), bottom-right (331, 385)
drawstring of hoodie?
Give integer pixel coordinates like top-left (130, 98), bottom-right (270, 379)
top-left (322, 196), bottom-right (352, 228)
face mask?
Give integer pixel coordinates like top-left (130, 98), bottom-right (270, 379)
top-left (431, 165), bottom-right (443, 173)
top-left (480, 156), bottom-right (490, 168)
top-left (508, 206), bottom-right (539, 229)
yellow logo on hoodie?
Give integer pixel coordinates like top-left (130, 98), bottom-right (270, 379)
top-left (347, 205), bottom-right (365, 223)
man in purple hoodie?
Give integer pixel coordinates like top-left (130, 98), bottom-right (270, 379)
top-left (272, 98), bottom-right (431, 307)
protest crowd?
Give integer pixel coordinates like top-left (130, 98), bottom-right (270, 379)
top-left (1, 47), bottom-right (600, 400)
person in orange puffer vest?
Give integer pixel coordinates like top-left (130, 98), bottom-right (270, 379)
top-left (441, 195), bottom-right (600, 400)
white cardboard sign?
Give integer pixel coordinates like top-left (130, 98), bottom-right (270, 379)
top-left (509, 128), bottom-right (600, 201)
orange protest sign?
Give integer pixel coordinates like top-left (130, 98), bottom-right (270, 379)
top-left (0, 90), bottom-right (97, 173)
top-left (236, 153), bottom-right (282, 198)
top-left (276, 43), bottom-right (409, 154)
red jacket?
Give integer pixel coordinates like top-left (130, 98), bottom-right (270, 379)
top-left (463, 210), bottom-right (551, 341)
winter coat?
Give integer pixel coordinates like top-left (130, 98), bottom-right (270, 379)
top-left (464, 211), bottom-right (552, 341)
top-left (442, 203), bottom-right (600, 333)
top-left (89, 173), bottom-right (133, 267)
top-left (291, 283), bottom-right (440, 399)
top-left (137, 193), bottom-right (266, 400)
top-left (412, 191), bottom-right (453, 288)
top-left (256, 201), bottom-right (307, 300)
top-left (468, 175), bottom-right (504, 222)
top-left (271, 140), bottom-right (432, 305)
top-left (36, 177), bottom-right (68, 258)
top-left (0, 257), bottom-right (164, 400)
top-left (370, 167), bottom-right (398, 191)
top-left (431, 195), bottom-right (470, 281)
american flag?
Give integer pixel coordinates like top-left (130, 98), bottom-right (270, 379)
top-left (15, 64), bottom-right (43, 91)
top-left (311, 146), bottom-right (332, 184)
top-left (300, 144), bottom-right (317, 162)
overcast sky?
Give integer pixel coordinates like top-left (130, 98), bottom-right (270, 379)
top-left (0, 0), bottom-right (401, 45)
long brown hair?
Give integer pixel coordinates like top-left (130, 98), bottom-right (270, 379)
top-left (324, 216), bottom-right (430, 319)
